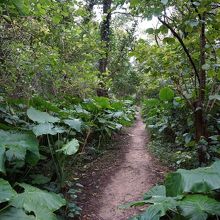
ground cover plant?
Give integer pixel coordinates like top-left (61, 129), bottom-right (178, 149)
top-left (124, 161), bottom-right (220, 220)
top-left (0, 95), bottom-right (135, 219)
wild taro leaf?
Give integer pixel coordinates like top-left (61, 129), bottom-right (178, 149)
top-left (22, 204), bottom-right (58, 220)
top-left (118, 117), bottom-right (132, 126)
top-left (0, 130), bottom-right (40, 166)
top-left (94, 97), bottom-right (111, 109)
top-left (107, 111), bottom-right (124, 118)
top-left (129, 205), bottom-right (163, 220)
top-left (32, 123), bottom-right (65, 136)
top-left (11, 183), bottom-right (66, 220)
top-left (120, 200), bottom-right (148, 209)
top-left (82, 99), bottom-right (98, 112)
top-left (75, 105), bottom-right (90, 115)
top-left (115, 123), bottom-right (122, 130)
top-left (123, 185), bottom-right (177, 218)
top-left (159, 87), bottom-right (174, 101)
top-left (124, 100), bottom-right (133, 105)
top-left (27, 107), bottom-right (60, 123)
top-left (106, 121), bottom-right (122, 131)
top-left (30, 96), bottom-right (61, 113)
top-left (51, 126), bottom-right (66, 134)
top-left (178, 195), bottom-right (220, 220)
top-left (30, 174), bottom-right (51, 185)
top-left (5, 143), bottom-right (26, 161)
top-left (143, 185), bottom-right (166, 199)
top-left (0, 147), bottom-right (5, 173)
top-left (129, 197), bottom-right (177, 220)
top-left (144, 196), bottom-right (178, 216)
top-left (56, 139), bottom-right (79, 155)
top-left (110, 101), bottom-right (124, 110)
top-left (0, 179), bottom-right (17, 203)
top-left (98, 118), bottom-right (107, 124)
top-left (165, 160), bottom-right (220, 196)
top-left (32, 123), bottom-right (53, 136)
top-left (0, 207), bottom-right (35, 220)
top-left (64, 119), bottom-right (82, 132)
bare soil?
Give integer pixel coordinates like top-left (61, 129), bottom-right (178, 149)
top-left (76, 112), bottom-right (168, 220)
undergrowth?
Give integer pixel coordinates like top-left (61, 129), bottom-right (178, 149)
top-left (148, 139), bottom-right (198, 170)
top-left (0, 95), bottom-right (135, 219)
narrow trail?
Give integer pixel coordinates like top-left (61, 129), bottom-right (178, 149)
top-left (78, 112), bottom-right (167, 220)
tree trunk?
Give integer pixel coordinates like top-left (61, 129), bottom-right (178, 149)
top-left (97, 0), bottom-right (112, 96)
top-left (196, 12), bottom-right (208, 164)
top-left (194, 101), bottom-right (207, 141)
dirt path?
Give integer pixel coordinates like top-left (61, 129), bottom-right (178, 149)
top-left (77, 112), bottom-right (167, 220)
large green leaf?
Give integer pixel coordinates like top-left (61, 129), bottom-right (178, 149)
top-left (159, 87), bottom-right (174, 101)
top-left (6, 143), bottom-right (26, 161)
top-left (0, 130), bottom-right (40, 169)
top-left (56, 139), bottom-right (79, 155)
top-left (32, 123), bottom-right (65, 136)
top-left (83, 99), bottom-right (99, 111)
top-left (165, 161), bottom-right (220, 196)
top-left (22, 204), bottom-right (57, 220)
top-left (129, 205), bottom-right (162, 220)
top-left (30, 174), bottom-right (51, 185)
top-left (144, 196), bottom-right (178, 216)
top-left (143, 185), bottom-right (166, 199)
top-left (64, 119), bottom-right (82, 132)
top-left (0, 179), bottom-right (17, 203)
top-left (11, 183), bottom-right (66, 220)
top-left (124, 185), bottom-right (177, 219)
top-left (110, 101), bottom-right (124, 110)
top-left (209, 94), bottom-right (220, 101)
top-left (94, 97), bottom-right (111, 109)
top-left (10, 0), bottom-right (29, 15)
top-left (120, 200), bottom-right (148, 209)
top-left (107, 111), bottom-right (124, 119)
top-left (178, 195), bottom-right (220, 220)
top-left (0, 207), bottom-right (35, 220)
top-left (129, 196), bottom-right (177, 220)
top-left (27, 107), bottom-right (60, 124)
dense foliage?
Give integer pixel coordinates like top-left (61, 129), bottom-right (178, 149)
top-left (0, 96), bottom-right (135, 219)
top-left (131, 0), bottom-right (220, 168)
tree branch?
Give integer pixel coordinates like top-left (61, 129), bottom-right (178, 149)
top-left (158, 16), bottom-right (200, 84)
top-left (173, 78), bottom-right (194, 109)
top-left (190, 0), bottom-right (202, 20)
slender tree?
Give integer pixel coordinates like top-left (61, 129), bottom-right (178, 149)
top-left (97, 0), bottom-right (112, 96)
